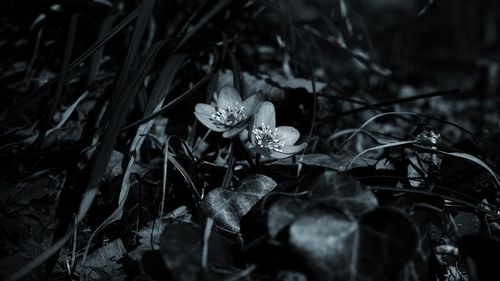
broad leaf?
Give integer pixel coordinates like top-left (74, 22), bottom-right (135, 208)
top-left (271, 154), bottom-right (377, 171)
top-left (159, 222), bottom-right (233, 281)
top-left (128, 206), bottom-right (191, 261)
top-left (216, 69), bottom-right (284, 100)
top-left (458, 235), bottom-right (500, 281)
top-left (267, 171), bottom-right (377, 239)
top-left (267, 197), bottom-right (307, 238)
top-left (267, 75), bottom-right (327, 93)
top-left (288, 208), bottom-right (417, 281)
top-left (78, 239), bottom-right (127, 281)
top-left (201, 174), bottom-right (277, 233)
top-left (309, 171), bottom-right (378, 218)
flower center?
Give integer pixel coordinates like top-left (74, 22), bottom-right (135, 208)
top-left (210, 103), bottom-right (247, 126)
top-left (252, 123), bottom-right (284, 152)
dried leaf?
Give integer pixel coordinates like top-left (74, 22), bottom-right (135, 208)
top-left (78, 239), bottom-right (127, 281)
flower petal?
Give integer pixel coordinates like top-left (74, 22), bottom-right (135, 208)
top-left (281, 142), bottom-right (307, 154)
top-left (269, 151), bottom-right (294, 159)
top-left (276, 126), bottom-right (300, 145)
top-left (242, 91), bottom-right (264, 119)
top-left (194, 103), bottom-right (226, 131)
top-left (239, 128), bottom-right (250, 144)
top-left (269, 143), bottom-right (306, 159)
top-left (222, 124), bottom-right (246, 138)
top-left (217, 87), bottom-right (241, 109)
top-left (195, 103), bottom-right (216, 115)
top-left (249, 116), bottom-right (258, 145)
top-left (254, 101), bottom-right (276, 130)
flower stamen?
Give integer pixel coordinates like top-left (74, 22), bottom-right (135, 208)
top-left (210, 103), bottom-right (247, 126)
top-left (252, 123), bottom-right (284, 152)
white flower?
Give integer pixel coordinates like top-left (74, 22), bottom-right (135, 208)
top-left (194, 87), bottom-right (263, 138)
top-left (249, 102), bottom-right (306, 159)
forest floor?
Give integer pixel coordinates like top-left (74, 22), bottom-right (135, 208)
top-left (1, 1), bottom-right (500, 281)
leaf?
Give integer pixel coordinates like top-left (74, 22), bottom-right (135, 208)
top-left (0, 173), bottom-right (62, 279)
top-left (267, 197), bottom-right (307, 239)
top-left (77, 239), bottom-right (127, 281)
top-left (201, 174), bottom-right (278, 233)
top-left (267, 75), bottom-right (326, 93)
top-left (216, 69), bottom-right (284, 100)
top-left (309, 171), bottom-right (378, 218)
top-left (267, 171), bottom-right (376, 239)
top-left (271, 153), bottom-right (377, 171)
top-left (288, 208), bottom-right (418, 281)
top-left (128, 207), bottom-right (192, 261)
top-left (458, 235), bottom-right (500, 281)
top-left (159, 222), bottom-right (233, 281)
top-left (452, 211), bottom-right (480, 237)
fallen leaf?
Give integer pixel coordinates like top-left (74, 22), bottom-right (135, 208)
top-left (78, 239), bottom-right (127, 281)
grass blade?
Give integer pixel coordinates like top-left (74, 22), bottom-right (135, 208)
top-left (101, 0), bottom-right (156, 126)
top-left (35, 13), bottom-right (79, 146)
top-left (87, 14), bottom-right (118, 85)
top-left (174, 0), bottom-right (232, 52)
top-left (0, 6), bottom-right (140, 122)
top-left (80, 54), bottom-right (185, 266)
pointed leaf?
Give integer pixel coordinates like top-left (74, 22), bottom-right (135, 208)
top-left (201, 174), bottom-right (278, 233)
top-left (309, 171), bottom-right (378, 218)
top-left (159, 223), bottom-right (233, 281)
top-left (272, 153), bottom-right (378, 171)
top-left (288, 208), bottom-right (417, 281)
top-left (267, 75), bottom-right (326, 93)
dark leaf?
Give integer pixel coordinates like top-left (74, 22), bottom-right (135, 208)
top-left (267, 197), bottom-right (307, 238)
top-left (267, 75), bottom-right (326, 94)
top-left (159, 222), bottom-right (233, 281)
top-left (128, 206), bottom-right (192, 261)
top-left (267, 171), bottom-right (377, 239)
top-left (288, 207), bottom-right (417, 281)
top-left (78, 239), bottom-right (127, 281)
top-left (453, 211), bottom-right (480, 237)
top-left (309, 171), bottom-right (378, 218)
top-left (141, 251), bottom-right (171, 281)
top-left (458, 235), bottom-right (500, 281)
top-left (271, 154), bottom-right (377, 171)
top-left (201, 174), bottom-right (278, 233)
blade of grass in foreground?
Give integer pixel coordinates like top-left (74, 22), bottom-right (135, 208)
top-left (100, 0), bottom-right (156, 127)
top-left (80, 54), bottom-right (185, 266)
top-left (78, 39), bottom-right (165, 221)
top-left (6, 2), bottom-right (157, 280)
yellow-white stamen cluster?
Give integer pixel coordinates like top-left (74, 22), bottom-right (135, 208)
top-left (252, 123), bottom-right (284, 152)
top-left (210, 103), bottom-right (247, 126)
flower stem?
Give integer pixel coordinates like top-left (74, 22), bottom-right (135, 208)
top-left (222, 141), bottom-right (235, 189)
top-left (255, 153), bottom-right (261, 171)
top-left (235, 137), bottom-right (256, 171)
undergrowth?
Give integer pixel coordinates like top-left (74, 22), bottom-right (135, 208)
top-left (1, 1), bottom-right (500, 281)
